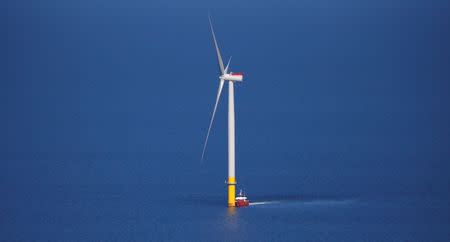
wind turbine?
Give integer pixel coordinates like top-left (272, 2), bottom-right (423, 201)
top-left (201, 15), bottom-right (244, 207)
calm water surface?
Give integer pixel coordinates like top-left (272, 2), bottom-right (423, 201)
top-left (1, 155), bottom-right (449, 241)
top-left (2, 181), bottom-right (449, 240)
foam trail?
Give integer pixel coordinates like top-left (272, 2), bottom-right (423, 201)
top-left (249, 199), bottom-right (355, 207)
top-left (249, 201), bottom-right (280, 206)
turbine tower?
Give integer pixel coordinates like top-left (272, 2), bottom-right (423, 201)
top-left (201, 15), bottom-right (244, 207)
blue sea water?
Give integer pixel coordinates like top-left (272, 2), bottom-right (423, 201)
top-left (5, 0), bottom-right (450, 241)
top-left (1, 153), bottom-right (449, 241)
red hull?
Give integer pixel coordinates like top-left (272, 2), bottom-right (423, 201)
top-left (236, 200), bottom-right (249, 207)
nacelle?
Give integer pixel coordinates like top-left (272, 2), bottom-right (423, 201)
top-left (222, 73), bottom-right (243, 82)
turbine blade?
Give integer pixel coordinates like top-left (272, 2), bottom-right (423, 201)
top-left (209, 15), bottom-right (225, 75)
top-left (201, 79), bottom-right (225, 163)
top-left (224, 56), bottom-right (232, 74)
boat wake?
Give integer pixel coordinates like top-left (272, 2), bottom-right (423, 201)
top-left (249, 201), bottom-right (280, 206)
top-left (249, 199), bottom-right (355, 207)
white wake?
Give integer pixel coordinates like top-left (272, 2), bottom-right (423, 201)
top-left (249, 201), bottom-right (280, 206)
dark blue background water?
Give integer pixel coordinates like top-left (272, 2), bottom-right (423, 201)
top-left (3, 0), bottom-right (450, 240)
top-left (2, 154), bottom-right (449, 241)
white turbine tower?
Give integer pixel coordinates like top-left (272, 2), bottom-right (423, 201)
top-left (201, 15), bottom-right (244, 207)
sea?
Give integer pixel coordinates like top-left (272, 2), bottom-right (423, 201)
top-left (1, 152), bottom-right (449, 241)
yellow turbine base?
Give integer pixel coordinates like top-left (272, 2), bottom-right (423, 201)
top-left (228, 177), bottom-right (236, 207)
